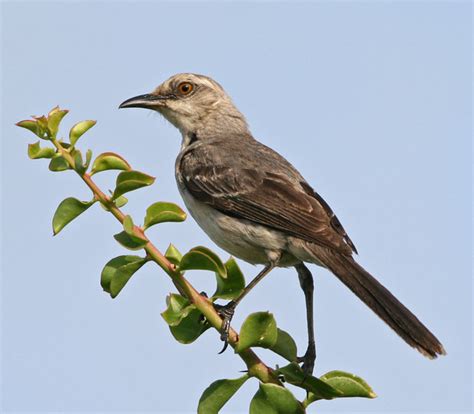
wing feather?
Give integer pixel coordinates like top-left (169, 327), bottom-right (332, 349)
top-left (179, 142), bottom-right (357, 255)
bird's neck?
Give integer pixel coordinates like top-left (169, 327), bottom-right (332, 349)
top-left (178, 109), bottom-right (250, 150)
top-left (202, 107), bottom-right (250, 136)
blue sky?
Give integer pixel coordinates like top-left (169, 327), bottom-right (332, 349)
top-left (1, 1), bottom-right (472, 413)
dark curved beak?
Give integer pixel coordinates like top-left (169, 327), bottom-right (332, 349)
top-left (119, 93), bottom-right (166, 109)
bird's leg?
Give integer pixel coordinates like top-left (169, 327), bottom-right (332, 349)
top-left (216, 261), bottom-right (277, 353)
top-left (295, 263), bottom-right (316, 375)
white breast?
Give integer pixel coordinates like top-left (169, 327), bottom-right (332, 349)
top-left (177, 184), bottom-right (296, 266)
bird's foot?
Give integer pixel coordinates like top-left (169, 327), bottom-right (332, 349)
top-left (214, 300), bottom-right (237, 354)
top-left (297, 341), bottom-right (316, 375)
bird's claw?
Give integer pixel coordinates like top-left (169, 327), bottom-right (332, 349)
top-left (297, 343), bottom-right (316, 375)
top-left (214, 301), bottom-right (237, 354)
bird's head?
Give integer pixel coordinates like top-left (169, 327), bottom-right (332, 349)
top-left (119, 73), bottom-right (248, 137)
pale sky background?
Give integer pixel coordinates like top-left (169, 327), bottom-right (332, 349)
top-left (1, 1), bottom-right (472, 413)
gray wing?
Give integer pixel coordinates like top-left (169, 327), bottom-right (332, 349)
top-left (179, 140), bottom-right (357, 256)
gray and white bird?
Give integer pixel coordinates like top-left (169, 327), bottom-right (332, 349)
top-left (119, 73), bottom-right (445, 373)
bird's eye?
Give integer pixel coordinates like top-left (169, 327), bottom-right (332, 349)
top-left (177, 82), bottom-right (194, 95)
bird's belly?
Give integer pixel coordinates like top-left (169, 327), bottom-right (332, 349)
top-left (178, 187), bottom-right (297, 266)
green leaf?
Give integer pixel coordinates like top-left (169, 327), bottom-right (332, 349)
top-left (112, 170), bottom-right (155, 200)
top-left (110, 258), bottom-right (147, 298)
top-left (143, 201), bottom-right (187, 230)
top-left (52, 197), bottom-right (94, 235)
top-left (113, 231), bottom-right (148, 250)
top-left (84, 149), bottom-right (93, 170)
top-left (161, 294), bottom-right (193, 326)
top-left (49, 155), bottom-right (70, 172)
top-left (73, 150), bottom-right (86, 174)
top-left (16, 120), bottom-right (40, 136)
top-left (319, 370), bottom-right (376, 399)
top-left (47, 106), bottom-right (68, 137)
top-left (165, 244), bottom-right (182, 266)
top-left (304, 371), bottom-right (376, 407)
top-left (101, 255), bottom-right (142, 292)
top-left (100, 255), bottom-right (147, 297)
top-left (235, 311), bottom-right (278, 353)
top-left (90, 152), bottom-right (131, 175)
top-left (276, 363), bottom-right (341, 400)
top-left (270, 329), bottom-right (298, 362)
top-left (249, 383), bottom-right (305, 414)
top-left (162, 295), bottom-right (209, 343)
top-left (213, 257), bottom-right (245, 300)
top-left (123, 215), bottom-right (135, 235)
top-left (28, 141), bottom-right (56, 159)
top-left (69, 120), bottom-right (96, 146)
top-left (198, 375), bottom-right (249, 414)
top-left (33, 115), bottom-right (51, 139)
top-left (179, 246), bottom-right (227, 279)
top-left (113, 195), bottom-right (128, 208)
top-left (169, 306), bottom-right (210, 344)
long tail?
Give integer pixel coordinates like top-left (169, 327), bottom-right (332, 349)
top-left (310, 245), bottom-right (446, 358)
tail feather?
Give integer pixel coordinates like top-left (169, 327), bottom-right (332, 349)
top-left (310, 245), bottom-right (446, 358)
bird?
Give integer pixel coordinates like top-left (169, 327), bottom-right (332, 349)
top-left (119, 73), bottom-right (445, 374)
